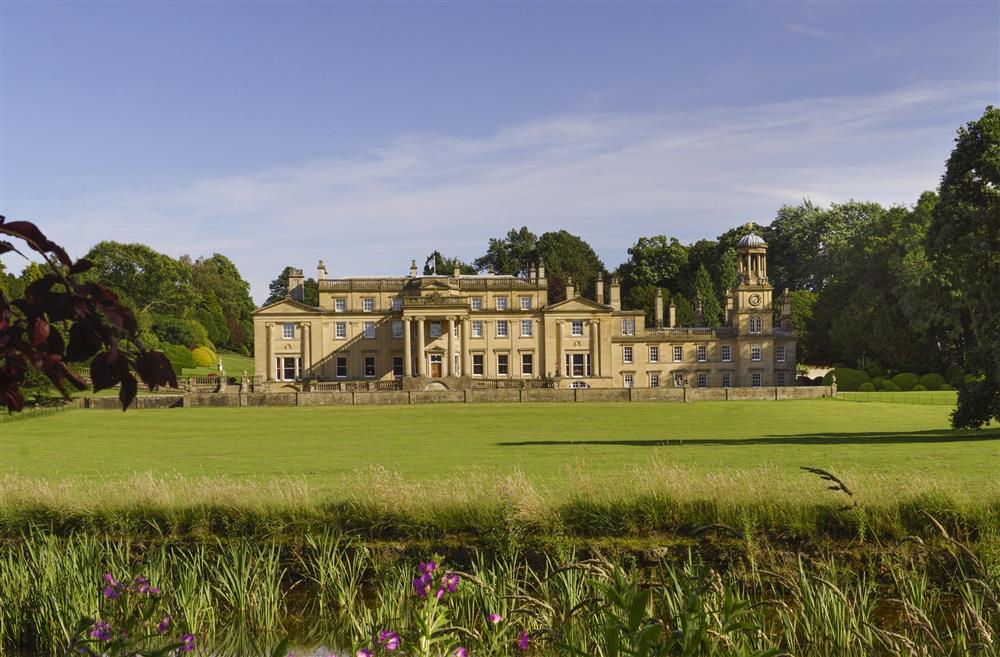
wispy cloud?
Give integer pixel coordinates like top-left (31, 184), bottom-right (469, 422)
top-left (783, 21), bottom-right (836, 40)
top-left (24, 82), bottom-right (992, 303)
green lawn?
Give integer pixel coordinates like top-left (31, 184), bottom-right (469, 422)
top-left (180, 350), bottom-right (254, 377)
top-left (2, 399), bottom-right (997, 503)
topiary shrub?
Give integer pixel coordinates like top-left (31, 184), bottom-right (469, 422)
top-left (891, 372), bottom-right (920, 391)
top-left (858, 382), bottom-right (876, 392)
top-left (163, 344), bottom-right (196, 375)
top-left (823, 367), bottom-right (871, 392)
top-left (191, 346), bottom-right (217, 369)
top-left (918, 373), bottom-right (945, 391)
top-left (881, 380), bottom-right (901, 392)
top-left (912, 383), bottom-right (927, 391)
top-left (871, 377), bottom-right (889, 390)
top-left (940, 383), bottom-right (954, 391)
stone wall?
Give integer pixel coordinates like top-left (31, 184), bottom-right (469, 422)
top-left (79, 386), bottom-right (833, 409)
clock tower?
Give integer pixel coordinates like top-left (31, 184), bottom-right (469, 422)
top-left (732, 233), bottom-right (773, 335)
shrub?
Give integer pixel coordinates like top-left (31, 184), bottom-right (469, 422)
top-left (162, 344), bottom-right (196, 375)
top-left (941, 383), bottom-right (954, 391)
top-left (871, 377), bottom-right (889, 390)
top-left (912, 383), bottom-right (928, 391)
top-left (891, 372), bottom-right (920, 392)
top-left (823, 367), bottom-right (871, 392)
top-left (191, 346), bottom-right (217, 369)
top-left (918, 373), bottom-right (945, 391)
top-left (858, 382), bottom-right (876, 392)
top-left (881, 380), bottom-right (901, 392)
top-left (151, 315), bottom-right (211, 349)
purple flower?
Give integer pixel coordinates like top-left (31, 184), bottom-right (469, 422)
top-left (412, 573), bottom-right (433, 599)
top-left (156, 614), bottom-right (172, 635)
top-left (132, 576), bottom-right (150, 594)
top-left (488, 613), bottom-right (503, 624)
top-left (180, 633), bottom-right (195, 653)
top-left (89, 621), bottom-right (112, 641)
top-left (378, 631), bottom-right (400, 651)
top-left (419, 560), bottom-right (437, 576)
top-left (357, 650), bottom-right (373, 657)
top-left (442, 572), bottom-right (460, 593)
top-left (454, 648), bottom-right (468, 657)
top-left (517, 630), bottom-right (530, 651)
top-left (150, 586), bottom-right (160, 596)
top-left (436, 587), bottom-right (446, 600)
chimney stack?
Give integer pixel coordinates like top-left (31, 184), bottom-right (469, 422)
top-left (530, 263), bottom-right (537, 281)
top-left (453, 263), bottom-right (461, 278)
top-left (694, 291), bottom-right (703, 327)
top-left (725, 291), bottom-right (734, 326)
top-left (609, 276), bottom-right (621, 310)
top-left (565, 276), bottom-right (576, 299)
top-left (537, 258), bottom-right (546, 280)
top-left (668, 300), bottom-right (676, 328)
top-left (595, 276), bottom-right (605, 304)
top-left (409, 259), bottom-right (418, 277)
top-left (317, 259), bottom-right (328, 282)
top-left (655, 288), bottom-right (664, 328)
top-left (287, 268), bottom-right (305, 302)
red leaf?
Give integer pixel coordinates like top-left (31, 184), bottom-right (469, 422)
top-left (118, 373), bottom-right (138, 410)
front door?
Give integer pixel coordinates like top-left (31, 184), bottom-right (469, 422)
top-left (430, 354), bottom-right (443, 378)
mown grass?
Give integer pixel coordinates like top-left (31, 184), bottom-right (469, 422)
top-left (2, 399), bottom-right (998, 543)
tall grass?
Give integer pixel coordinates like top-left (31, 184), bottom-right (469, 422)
top-left (2, 520), bottom-right (999, 656)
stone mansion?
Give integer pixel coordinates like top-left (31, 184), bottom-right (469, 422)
top-left (252, 235), bottom-right (797, 390)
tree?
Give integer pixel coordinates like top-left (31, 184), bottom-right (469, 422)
top-left (265, 266), bottom-right (319, 306)
top-left (778, 289), bottom-right (817, 363)
top-left (671, 293), bottom-right (695, 327)
top-left (0, 216), bottom-right (175, 411)
top-left (623, 284), bottom-right (660, 324)
top-left (84, 242), bottom-right (192, 314)
top-left (692, 264), bottom-right (723, 326)
top-left (189, 254), bottom-right (255, 353)
top-left (195, 290), bottom-right (230, 348)
top-left (422, 251), bottom-right (476, 276)
top-left (536, 230), bottom-right (605, 303)
top-left (928, 106), bottom-right (1000, 428)
top-left (618, 236), bottom-right (688, 290)
top-left (714, 247), bottom-right (737, 297)
top-left (474, 227), bottom-right (538, 276)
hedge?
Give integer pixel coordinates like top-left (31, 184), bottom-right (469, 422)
top-left (891, 372), bottom-right (920, 392)
top-left (940, 383), bottom-right (954, 391)
top-left (191, 346), bottom-right (218, 369)
top-left (880, 380), bottom-right (901, 392)
top-left (858, 382), bottom-right (876, 392)
top-left (823, 367), bottom-right (870, 392)
top-left (912, 383), bottom-right (927, 391)
top-left (918, 373), bottom-right (945, 391)
top-left (162, 344), bottom-right (196, 375)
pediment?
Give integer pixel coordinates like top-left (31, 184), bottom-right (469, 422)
top-left (545, 297), bottom-right (612, 313)
top-left (253, 297), bottom-right (321, 315)
top-left (419, 278), bottom-right (455, 291)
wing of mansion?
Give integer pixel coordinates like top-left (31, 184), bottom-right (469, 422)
top-left (253, 234), bottom-right (796, 390)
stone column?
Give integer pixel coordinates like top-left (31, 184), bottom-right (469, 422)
top-left (416, 317), bottom-right (427, 376)
top-left (265, 323), bottom-right (274, 381)
top-left (461, 317), bottom-right (470, 376)
top-left (300, 322), bottom-right (311, 377)
top-left (556, 320), bottom-right (564, 378)
top-left (403, 318), bottom-right (413, 377)
top-left (447, 316), bottom-right (456, 377)
top-left (590, 319), bottom-right (600, 377)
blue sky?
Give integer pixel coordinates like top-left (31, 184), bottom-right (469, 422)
top-left (1, 1), bottom-right (997, 303)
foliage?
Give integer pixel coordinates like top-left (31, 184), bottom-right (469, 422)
top-left (944, 365), bottom-right (965, 388)
top-left (928, 106), bottom-right (1000, 429)
top-left (918, 373), bottom-right (945, 391)
top-left (671, 294), bottom-right (695, 327)
top-left (941, 383), bottom-right (954, 391)
top-left (194, 291), bottom-right (230, 348)
top-left (0, 217), bottom-right (176, 411)
top-left (162, 344), bottom-right (197, 375)
top-left (536, 230), bottom-right (605, 302)
top-left (423, 251), bottom-right (476, 276)
top-left (188, 254), bottom-right (255, 353)
top-left (265, 266), bottom-right (319, 306)
top-left (474, 227), bottom-right (538, 276)
top-left (891, 373), bottom-right (920, 392)
top-left (858, 382), bottom-right (875, 392)
top-left (822, 367), bottom-right (870, 392)
top-left (692, 264), bottom-right (723, 326)
top-left (191, 346), bottom-right (217, 369)
top-left (622, 284), bottom-right (660, 325)
top-left (150, 315), bottom-right (210, 350)
top-left (83, 242), bottom-right (193, 315)
top-left (912, 384), bottom-right (927, 391)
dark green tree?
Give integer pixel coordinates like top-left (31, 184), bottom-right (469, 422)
top-left (623, 284), bottom-right (660, 325)
top-left (265, 266), bottom-right (319, 306)
top-left (671, 293), bottom-right (695, 327)
top-left (474, 226), bottom-right (538, 276)
top-left (928, 106), bottom-right (1000, 428)
top-left (189, 254), bottom-right (255, 353)
top-left (84, 242), bottom-right (193, 314)
top-left (536, 230), bottom-right (605, 303)
top-left (713, 247), bottom-right (737, 296)
top-left (692, 264), bottom-right (723, 326)
top-left (422, 251), bottom-right (477, 275)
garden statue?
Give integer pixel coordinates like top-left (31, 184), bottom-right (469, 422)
top-left (240, 370), bottom-right (249, 393)
top-left (218, 358), bottom-right (224, 372)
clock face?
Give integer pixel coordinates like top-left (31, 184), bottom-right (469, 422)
top-left (748, 293), bottom-right (762, 307)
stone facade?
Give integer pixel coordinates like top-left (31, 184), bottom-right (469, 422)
top-left (252, 235), bottom-right (797, 390)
